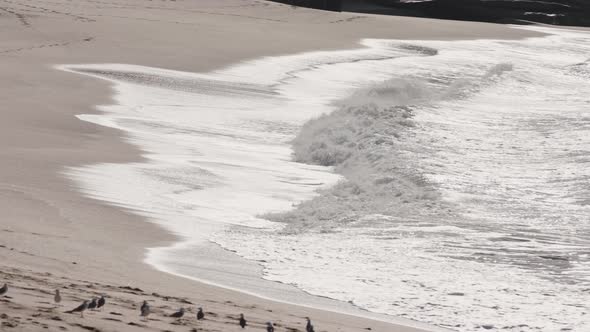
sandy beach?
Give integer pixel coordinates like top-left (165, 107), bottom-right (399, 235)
top-left (0, 1), bottom-right (545, 331)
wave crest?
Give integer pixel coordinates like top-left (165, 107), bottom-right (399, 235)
top-left (268, 79), bottom-right (449, 229)
top-left (269, 63), bottom-right (515, 229)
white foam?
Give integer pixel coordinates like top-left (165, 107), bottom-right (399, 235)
top-left (60, 25), bottom-right (590, 332)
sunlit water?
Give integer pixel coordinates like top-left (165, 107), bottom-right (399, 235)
top-left (61, 26), bottom-right (589, 332)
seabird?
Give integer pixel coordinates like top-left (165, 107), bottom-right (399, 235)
top-left (141, 300), bottom-right (149, 313)
top-left (54, 289), bottom-right (62, 305)
top-left (97, 295), bottom-right (105, 310)
top-left (306, 317), bottom-right (315, 332)
top-left (196, 307), bottom-right (204, 320)
top-left (266, 321), bottom-right (274, 332)
top-left (239, 313), bottom-right (246, 328)
top-left (169, 307), bottom-right (185, 318)
top-left (0, 283), bottom-right (7, 296)
top-left (65, 300), bottom-right (89, 317)
top-left (140, 300), bottom-right (150, 321)
top-left (87, 298), bottom-right (98, 310)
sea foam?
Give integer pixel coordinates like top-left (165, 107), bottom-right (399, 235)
top-left (61, 26), bottom-right (589, 332)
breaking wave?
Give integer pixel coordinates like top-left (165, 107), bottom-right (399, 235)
top-left (270, 64), bottom-right (515, 229)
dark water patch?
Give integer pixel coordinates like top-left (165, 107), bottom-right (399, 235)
top-left (539, 255), bottom-right (569, 261)
top-left (489, 236), bottom-right (531, 243)
top-left (399, 44), bottom-right (439, 56)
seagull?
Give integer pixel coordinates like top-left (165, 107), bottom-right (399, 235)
top-left (306, 317), bottom-right (315, 332)
top-left (169, 307), bottom-right (185, 318)
top-left (87, 298), bottom-right (98, 310)
top-left (196, 307), bottom-right (204, 320)
top-left (239, 313), bottom-right (246, 328)
top-left (97, 295), bottom-right (105, 310)
top-left (140, 300), bottom-right (150, 321)
top-left (54, 290), bottom-right (62, 306)
top-left (141, 300), bottom-right (149, 313)
top-left (65, 300), bottom-right (89, 317)
top-left (0, 283), bottom-right (7, 296)
top-left (266, 321), bottom-right (274, 332)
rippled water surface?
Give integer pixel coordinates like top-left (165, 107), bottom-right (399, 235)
top-left (62, 26), bottom-right (589, 332)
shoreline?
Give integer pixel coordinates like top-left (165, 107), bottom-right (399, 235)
top-left (0, 1), bottom-right (545, 331)
top-left (55, 51), bottom-right (448, 330)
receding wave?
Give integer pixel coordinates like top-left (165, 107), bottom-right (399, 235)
top-left (73, 67), bottom-right (276, 97)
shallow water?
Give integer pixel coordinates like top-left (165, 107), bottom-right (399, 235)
top-left (62, 26), bottom-right (589, 332)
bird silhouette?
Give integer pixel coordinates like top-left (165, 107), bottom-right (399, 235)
top-left (54, 290), bottom-right (61, 306)
top-left (266, 321), bottom-right (274, 332)
top-left (140, 300), bottom-right (150, 321)
top-left (306, 317), bottom-right (315, 332)
top-left (87, 298), bottom-right (98, 310)
top-left (169, 307), bottom-right (185, 318)
top-left (65, 300), bottom-right (89, 317)
top-left (97, 295), bottom-right (105, 310)
top-left (0, 283), bottom-right (7, 296)
top-left (239, 313), bottom-right (246, 328)
top-left (141, 300), bottom-right (149, 313)
top-left (196, 307), bottom-right (204, 320)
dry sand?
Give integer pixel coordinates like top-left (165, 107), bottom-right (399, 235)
top-left (0, 1), bottom-right (543, 331)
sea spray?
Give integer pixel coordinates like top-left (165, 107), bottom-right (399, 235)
top-left (269, 64), bottom-right (516, 230)
top-left (269, 98), bottom-right (445, 229)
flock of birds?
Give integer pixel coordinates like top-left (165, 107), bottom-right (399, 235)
top-left (0, 283), bottom-right (317, 332)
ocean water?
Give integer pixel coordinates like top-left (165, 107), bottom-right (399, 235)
top-left (61, 26), bottom-right (589, 331)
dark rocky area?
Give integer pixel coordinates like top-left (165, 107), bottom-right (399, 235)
top-left (270, 0), bottom-right (590, 27)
